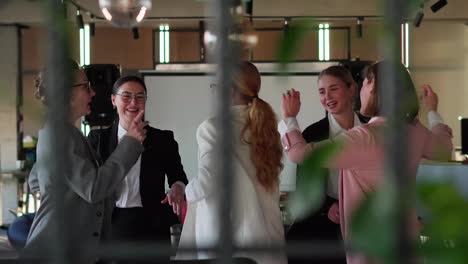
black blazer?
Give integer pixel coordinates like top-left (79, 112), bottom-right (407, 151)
top-left (297, 112), bottom-right (370, 205)
top-left (88, 120), bottom-right (188, 215)
top-left (302, 113), bottom-right (370, 144)
top-left (286, 112), bottom-right (370, 244)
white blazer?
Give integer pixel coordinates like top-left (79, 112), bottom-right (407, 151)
top-left (177, 105), bottom-right (286, 264)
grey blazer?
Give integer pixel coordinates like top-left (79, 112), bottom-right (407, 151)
top-left (24, 124), bottom-right (143, 263)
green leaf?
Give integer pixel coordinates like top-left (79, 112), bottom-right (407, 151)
top-left (418, 182), bottom-right (468, 237)
top-left (288, 141), bottom-right (341, 221)
top-left (350, 179), bottom-right (468, 263)
top-left (276, 19), bottom-right (314, 74)
top-left (350, 187), bottom-right (398, 262)
top-left (417, 181), bottom-right (468, 263)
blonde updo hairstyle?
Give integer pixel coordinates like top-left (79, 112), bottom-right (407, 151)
top-left (34, 59), bottom-right (80, 105)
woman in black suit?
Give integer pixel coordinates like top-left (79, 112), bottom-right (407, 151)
top-left (88, 76), bottom-right (188, 261)
top-left (285, 65), bottom-right (369, 264)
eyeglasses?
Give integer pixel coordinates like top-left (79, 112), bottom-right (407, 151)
top-left (115, 92), bottom-right (147, 103)
top-left (72, 82), bottom-right (93, 93)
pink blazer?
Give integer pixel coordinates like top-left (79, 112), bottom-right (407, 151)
top-left (282, 117), bottom-right (453, 264)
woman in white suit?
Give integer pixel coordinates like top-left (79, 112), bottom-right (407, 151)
top-left (177, 62), bottom-right (287, 264)
top-left (24, 60), bottom-right (148, 263)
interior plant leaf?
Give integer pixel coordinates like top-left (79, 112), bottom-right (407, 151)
top-left (417, 181), bottom-right (468, 264)
top-left (277, 19), bottom-right (314, 74)
top-left (350, 186), bottom-right (398, 263)
top-left (288, 141), bottom-right (341, 221)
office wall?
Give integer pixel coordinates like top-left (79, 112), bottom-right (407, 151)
top-left (22, 26), bottom-right (80, 137)
top-left (0, 26), bottom-right (19, 171)
top-left (0, 25), bottom-right (20, 225)
top-left (18, 20), bottom-right (468, 148)
top-left (143, 69), bottom-right (328, 191)
top-left (22, 26), bottom-right (46, 138)
top-left (410, 21), bottom-right (468, 147)
top-left (91, 27), bottom-right (154, 69)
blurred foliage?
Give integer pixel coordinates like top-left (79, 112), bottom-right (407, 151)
top-left (350, 186), bottom-right (399, 263)
top-left (417, 181), bottom-right (468, 264)
top-left (377, 0), bottom-right (422, 18)
top-left (272, 0), bottom-right (467, 263)
top-left (288, 141), bottom-right (341, 221)
top-left (277, 19), bottom-right (314, 74)
top-left (347, 180), bottom-right (468, 264)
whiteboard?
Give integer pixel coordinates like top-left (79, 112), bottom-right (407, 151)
top-left (143, 72), bottom-right (325, 191)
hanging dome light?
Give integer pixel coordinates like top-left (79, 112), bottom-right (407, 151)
top-left (98, 0), bottom-right (152, 28)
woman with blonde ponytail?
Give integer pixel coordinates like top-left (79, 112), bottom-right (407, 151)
top-left (177, 62), bottom-right (286, 264)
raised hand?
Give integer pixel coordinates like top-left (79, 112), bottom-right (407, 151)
top-left (126, 110), bottom-right (148, 143)
top-left (282, 88), bottom-right (301, 119)
top-left (420, 84), bottom-right (438, 112)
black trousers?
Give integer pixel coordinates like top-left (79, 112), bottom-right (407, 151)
top-left (286, 195), bottom-right (346, 264)
top-left (111, 207), bottom-right (171, 241)
top-left (108, 207), bottom-right (174, 264)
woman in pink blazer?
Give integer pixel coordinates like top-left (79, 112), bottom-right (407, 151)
top-left (279, 61), bottom-right (453, 264)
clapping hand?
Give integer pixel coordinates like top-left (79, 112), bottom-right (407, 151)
top-left (282, 88), bottom-right (301, 119)
top-left (420, 84), bottom-right (438, 112)
top-left (126, 110), bottom-right (148, 143)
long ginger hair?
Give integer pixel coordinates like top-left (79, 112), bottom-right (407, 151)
top-left (233, 62), bottom-right (283, 191)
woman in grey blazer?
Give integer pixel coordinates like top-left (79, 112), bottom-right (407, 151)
top-left (23, 60), bottom-right (148, 263)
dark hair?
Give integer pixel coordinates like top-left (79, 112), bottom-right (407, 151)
top-left (112, 75), bottom-right (147, 95)
top-left (363, 61), bottom-right (419, 122)
top-left (234, 61), bottom-right (283, 192)
top-left (318, 65), bottom-right (356, 89)
top-left (34, 59), bottom-right (81, 105)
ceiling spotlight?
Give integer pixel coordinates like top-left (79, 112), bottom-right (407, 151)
top-left (132, 27), bottom-right (139, 40)
top-left (284, 17), bottom-right (291, 27)
top-left (414, 9), bottom-right (424, 27)
top-left (356, 17), bottom-right (364, 38)
top-left (76, 9), bottom-right (84, 30)
top-left (98, 0), bottom-right (152, 28)
top-left (89, 14), bottom-right (95, 36)
top-left (430, 0), bottom-right (447, 13)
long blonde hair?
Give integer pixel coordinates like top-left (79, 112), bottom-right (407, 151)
top-left (234, 62), bottom-right (283, 191)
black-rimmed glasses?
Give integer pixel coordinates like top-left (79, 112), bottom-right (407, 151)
top-left (115, 92), bottom-right (147, 103)
top-left (72, 82), bottom-right (93, 93)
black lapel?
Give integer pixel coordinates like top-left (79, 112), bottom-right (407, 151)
top-left (139, 127), bottom-right (153, 202)
top-left (302, 117), bottom-right (330, 143)
top-left (109, 120), bottom-right (119, 153)
top-left (141, 125), bottom-right (152, 151)
top-left (357, 112), bottom-right (371, 124)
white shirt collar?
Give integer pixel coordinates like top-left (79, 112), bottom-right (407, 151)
top-left (328, 112), bottom-right (362, 138)
top-left (115, 122), bottom-right (143, 208)
top-left (117, 123), bottom-right (127, 142)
